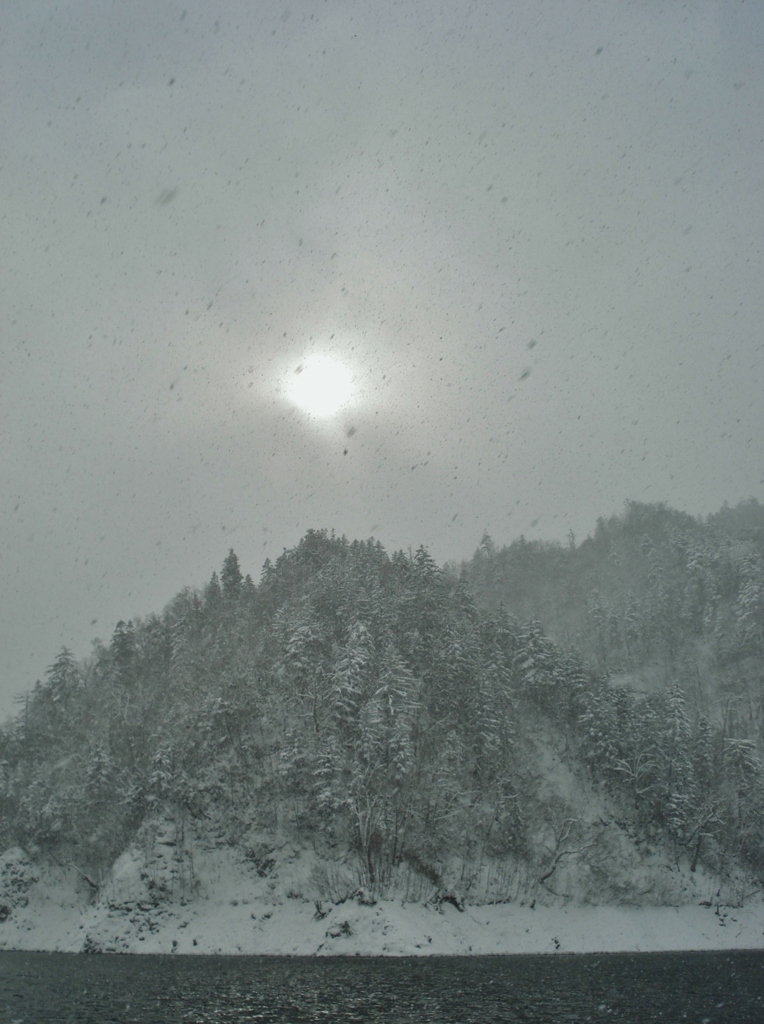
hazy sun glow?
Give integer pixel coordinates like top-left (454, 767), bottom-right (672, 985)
top-left (287, 355), bottom-right (353, 417)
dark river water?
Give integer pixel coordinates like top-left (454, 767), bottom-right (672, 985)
top-left (1, 950), bottom-right (762, 1023)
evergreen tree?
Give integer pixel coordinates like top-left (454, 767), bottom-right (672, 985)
top-left (221, 548), bottom-right (243, 600)
top-left (736, 553), bottom-right (764, 653)
top-left (44, 647), bottom-right (81, 705)
top-left (513, 620), bottom-right (556, 706)
top-left (204, 571), bottom-right (222, 610)
top-left (110, 620), bottom-right (136, 683)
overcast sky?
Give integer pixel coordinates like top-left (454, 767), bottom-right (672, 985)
top-left (2, 0), bottom-right (763, 722)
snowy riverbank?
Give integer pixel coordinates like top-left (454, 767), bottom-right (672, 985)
top-left (4, 893), bottom-right (764, 958)
top-left (2, 844), bottom-right (763, 957)
top-left (4, 897), bottom-right (761, 958)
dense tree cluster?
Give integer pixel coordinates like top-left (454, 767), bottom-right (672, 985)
top-left (465, 499), bottom-right (764, 879)
top-left (0, 501), bottom-right (763, 901)
top-left (468, 499), bottom-right (764, 680)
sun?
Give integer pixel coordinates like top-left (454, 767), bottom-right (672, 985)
top-left (287, 355), bottom-right (353, 417)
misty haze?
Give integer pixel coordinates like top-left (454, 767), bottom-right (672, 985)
top-left (1, 1), bottom-right (763, 1019)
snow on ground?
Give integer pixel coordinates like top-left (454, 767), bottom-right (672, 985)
top-left (1, 843), bottom-right (763, 957)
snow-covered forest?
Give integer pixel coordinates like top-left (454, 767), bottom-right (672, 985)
top-left (2, 499), bottom-right (764, 912)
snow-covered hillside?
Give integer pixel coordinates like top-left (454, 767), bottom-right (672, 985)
top-left (2, 510), bottom-right (764, 956)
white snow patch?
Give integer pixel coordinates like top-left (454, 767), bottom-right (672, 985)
top-left (1, 843), bottom-right (763, 956)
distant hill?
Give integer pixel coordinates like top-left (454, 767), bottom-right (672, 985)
top-left (1, 500), bottom-right (763, 924)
